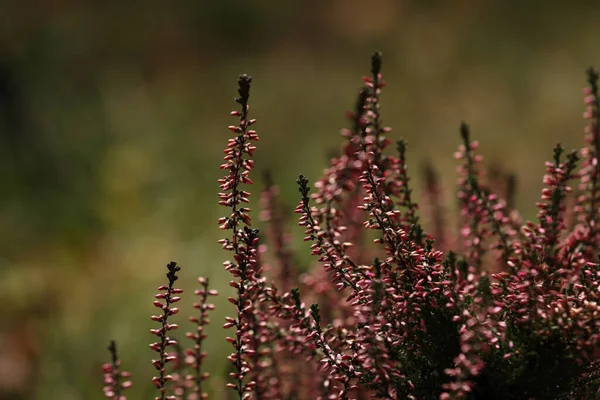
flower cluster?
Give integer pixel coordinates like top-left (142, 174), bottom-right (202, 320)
top-left (218, 74), bottom-right (279, 399)
top-left (150, 261), bottom-right (183, 400)
top-left (103, 53), bottom-right (600, 399)
top-left (182, 277), bottom-right (217, 400)
top-left (103, 340), bottom-right (132, 399)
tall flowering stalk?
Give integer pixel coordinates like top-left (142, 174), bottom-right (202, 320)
top-left (391, 139), bottom-right (423, 242)
top-left (534, 145), bottom-right (578, 272)
top-left (184, 277), bottom-right (217, 399)
top-left (563, 68), bottom-right (600, 265)
top-left (102, 340), bottom-right (132, 399)
top-left (296, 174), bottom-right (362, 295)
top-left (455, 122), bottom-right (487, 271)
top-left (580, 68), bottom-right (600, 226)
top-left (218, 74), bottom-right (266, 399)
top-left (150, 261), bottom-right (183, 400)
top-left (295, 175), bottom-right (361, 397)
top-left (455, 125), bottom-right (520, 270)
top-left (309, 88), bottom-right (372, 293)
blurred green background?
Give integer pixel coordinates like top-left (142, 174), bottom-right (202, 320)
top-left (1, 1), bottom-right (599, 398)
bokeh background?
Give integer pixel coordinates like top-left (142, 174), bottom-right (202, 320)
top-left (1, 1), bottom-right (600, 399)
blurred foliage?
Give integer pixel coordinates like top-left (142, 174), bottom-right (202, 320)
top-left (0, 1), bottom-right (600, 399)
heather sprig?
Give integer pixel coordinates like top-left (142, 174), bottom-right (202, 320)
top-left (455, 122), bottom-right (487, 271)
top-left (218, 74), bottom-right (269, 399)
top-left (357, 102), bottom-right (402, 264)
top-left (364, 51), bottom-right (389, 166)
top-left (184, 277), bottom-right (217, 399)
top-left (103, 340), bottom-right (132, 400)
top-left (536, 144), bottom-right (579, 269)
top-left (579, 67), bottom-right (600, 226)
top-left (452, 124), bottom-right (521, 271)
top-left (564, 68), bottom-right (600, 265)
top-left (307, 303), bottom-right (356, 399)
top-left (150, 261), bottom-right (183, 400)
top-left (217, 74), bottom-right (257, 235)
top-left (392, 139), bottom-right (423, 243)
top-left (309, 87), bottom-right (375, 284)
top-left (295, 174), bottom-right (362, 294)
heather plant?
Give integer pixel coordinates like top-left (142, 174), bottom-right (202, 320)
top-left (103, 53), bottom-right (600, 399)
